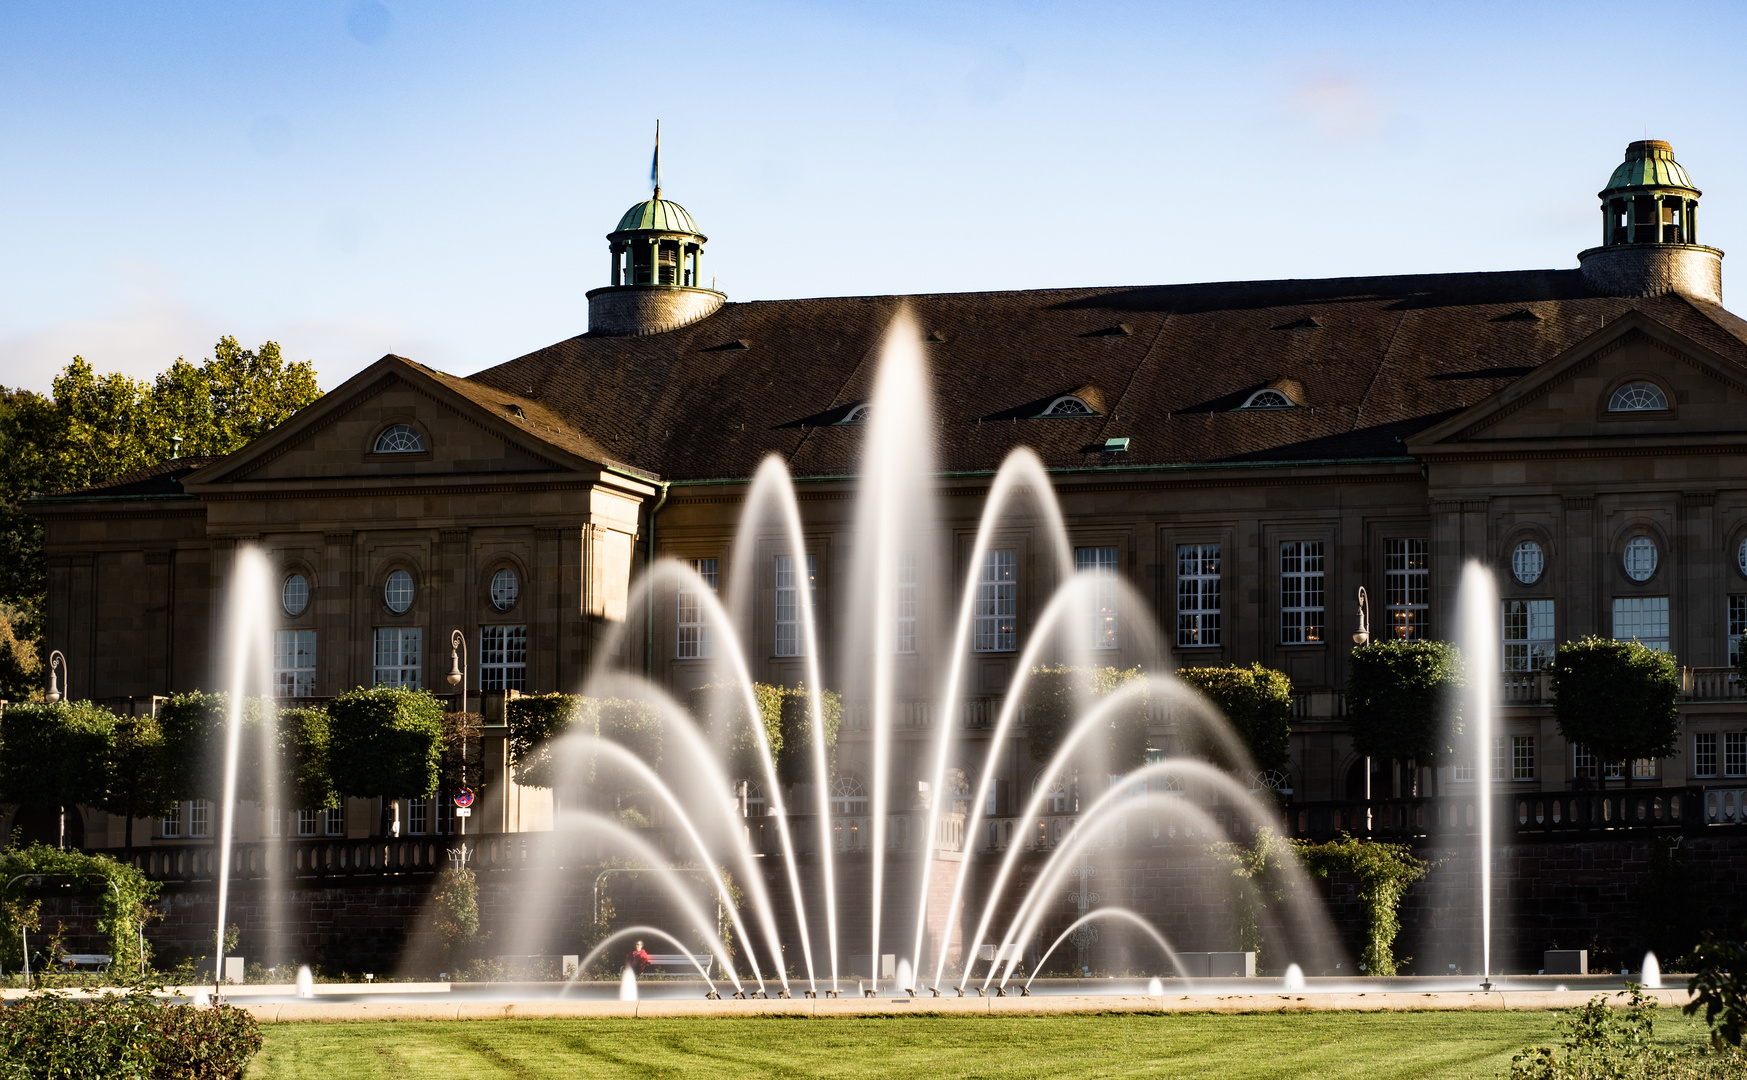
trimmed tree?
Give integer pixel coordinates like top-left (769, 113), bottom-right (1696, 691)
top-left (684, 683), bottom-right (842, 793)
top-left (505, 693), bottom-right (580, 790)
top-left (327, 686), bottom-right (444, 808)
top-left (1023, 665), bottom-right (1151, 772)
top-left (1176, 663), bottom-right (1292, 773)
top-left (1548, 636), bottom-right (1680, 787)
top-left (1346, 640), bottom-right (1464, 793)
top-left (278, 708), bottom-right (338, 812)
top-left (0, 701), bottom-right (116, 846)
top-left (774, 686), bottom-right (842, 788)
top-left (99, 711), bottom-right (175, 848)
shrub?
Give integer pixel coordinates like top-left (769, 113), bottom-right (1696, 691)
top-left (1295, 834), bottom-right (1428, 977)
top-left (774, 686), bottom-right (841, 787)
top-left (0, 987), bottom-right (261, 1079)
top-left (1176, 663), bottom-right (1292, 772)
top-left (1346, 640), bottom-right (1464, 772)
top-left (507, 693), bottom-right (666, 793)
top-left (0, 845), bottom-right (160, 981)
top-left (429, 865), bottom-right (480, 963)
top-left (0, 700), bottom-right (116, 813)
top-left (689, 683), bottom-right (785, 782)
top-left (1022, 665), bottom-right (1149, 771)
top-left (1550, 636), bottom-right (1680, 782)
top-left (327, 686), bottom-right (444, 801)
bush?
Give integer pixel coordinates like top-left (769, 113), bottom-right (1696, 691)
top-left (1346, 640), bottom-right (1464, 771)
top-left (0, 845), bottom-right (160, 981)
top-left (1515, 987), bottom-right (1747, 1079)
top-left (1296, 834), bottom-right (1428, 977)
top-left (0, 987), bottom-right (262, 1079)
top-left (327, 686), bottom-right (444, 801)
top-left (1022, 665), bottom-right (1149, 771)
top-left (157, 691), bottom-right (275, 803)
top-left (1175, 663), bottom-right (1292, 772)
top-left (1550, 636), bottom-right (1680, 780)
top-left (0, 700), bottom-right (116, 812)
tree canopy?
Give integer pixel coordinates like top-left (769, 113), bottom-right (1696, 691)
top-left (1022, 665), bottom-right (1151, 772)
top-left (1548, 636), bottom-right (1680, 776)
top-left (1346, 640), bottom-right (1465, 767)
top-left (1175, 663), bottom-right (1292, 772)
top-left (328, 687), bottom-right (445, 802)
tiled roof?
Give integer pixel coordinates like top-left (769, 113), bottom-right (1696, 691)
top-left (37, 457), bottom-right (220, 500)
top-left (464, 269), bottom-right (1747, 481)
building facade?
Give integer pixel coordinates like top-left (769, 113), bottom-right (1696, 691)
top-left (26, 139), bottom-right (1747, 850)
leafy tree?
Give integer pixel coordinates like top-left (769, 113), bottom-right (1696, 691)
top-left (773, 685), bottom-right (842, 788)
top-left (279, 708), bottom-right (338, 811)
top-left (1346, 640), bottom-right (1465, 787)
top-left (689, 683), bottom-right (786, 783)
top-left (0, 603), bottom-right (42, 703)
top-left (1296, 834), bottom-right (1429, 977)
top-left (1549, 637), bottom-right (1680, 787)
top-left (157, 692), bottom-right (271, 803)
top-left (328, 687), bottom-right (444, 803)
top-left (1023, 665), bottom-right (1150, 772)
top-left (99, 711), bottom-right (175, 849)
top-left (0, 702), bottom-right (116, 841)
top-left (1176, 663), bottom-right (1292, 772)
top-left (506, 694), bottom-right (581, 789)
top-left (0, 341), bottom-right (320, 622)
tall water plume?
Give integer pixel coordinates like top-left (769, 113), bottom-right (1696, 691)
top-left (213, 546), bottom-right (276, 992)
top-left (1457, 561), bottom-right (1500, 983)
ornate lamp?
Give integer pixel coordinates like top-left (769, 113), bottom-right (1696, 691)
top-left (1352, 587), bottom-right (1371, 646)
top-left (44, 651), bottom-right (66, 703)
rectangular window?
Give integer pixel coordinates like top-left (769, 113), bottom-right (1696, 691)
top-left (373, 627), bottom-right (423, 688)
top-left (1075, 546), bottom-right (1119, 650)
top-left (1573, 745), bottom-right (1597, 781)
top-left (161, 804), bottom-right (182, 838)
top-left (274, 629), bottom-right (317, 696)
top-left (895, 552), bottom-right (917, 654)
top-left (1696, 732), bottom-right (1718, 778)
top-left (1453, 758), bottom-right (1474, 783)
top-left (324, 806), bottom-right (345, 837)
top-left (774, 554), bottom-right (818, 657)
top-left (409, 798), bottom-right (428, 836)
top-left (1503, 599), bottom-right (1557, 671)
top-left (297, 809), bottom-right (317, 837)
top-left (268, 808), bottom-right (282, 838)
top-left (189, 799), bottom-right (210, 838)
top-left (1384, 539), bottom-right (1429, 640)
top-left (973, 550), bottom-right (1018, 653)
top-left (1512, 736), bottom-right (1536, 781)
top-left (1605, 759), bottom-right (1625, 780)
top-left (1632, 758), bottom-right (1657, 780)
top-left (1727, 733), bottom-right (1747, 779)
top-left (1176, 543), bottom-right (1221, 648)
top-left (479, 625), bottom-right (528, 691)
top-left (1730, 596), bottom-right (1746, 669)
top-left (1612, 596), bottom-right (1670, 652)
top-left (677, 557), bottom-right (718, 659)
top-left (1491, 737), bottom-right (1508, 782)
top-left (1279, 541), bottom-right (1325, 644)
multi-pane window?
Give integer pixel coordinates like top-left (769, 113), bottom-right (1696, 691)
top-left (1279, 541), bottom-right (1325, 644)
top-left (1491, 736), bottom-right (1508, 781)
top-left (324, 806), bottom-right (345, 837)
top-left (1729, 596), bottom-right (1746, 669)
top-left (373, 627), bottom-right (422, 688)
top-left (479, 625), bottom-right (527, 691)
top-left (1613, 596), bottom-right (1670, 652)
top-left (1384, 539), bottom-right (1429, 640)
top-left (1605, 760), bottom-right (1625, 780)
top-left (1573, 745), bottom-right (1597, 781)
top-left (1728, 733), bottom-right (1747, 779)
top-left (268, 808), bottom-right (282, 838)
top-left (774, 554), bottom-right (817, 657)
top-left (1512, 736), bottom-right (1536, 781)
top-left (1453, 758), bottom-right (1475, 783)
top-left (190, 799), bottom-right (210, 838)
top-left (274, 629), bottom-right (317, 696)
top-left (409, 798), bottom-right (428, 835)
top-left (1503, 600), bottom-right (1556, 671)
top-left (161, 804), bottom-right (182, 838)
top-left (1632, 758), bottom-right (1657, 780)
top-left (1695, 732), bottom-right (1718, 778)
top-left (894, 552), bottom-right (917, 654)
top-left (1074, 546), bottom-right (1119, 650)
top-left (974, 550), bottom-right (1017, 653)
top-left (677, 557), bottom-right (718, 659)
top-left (1176, 544), bottom-right (1221, 648)
top-left (297, 809), bottom-right (318, 837)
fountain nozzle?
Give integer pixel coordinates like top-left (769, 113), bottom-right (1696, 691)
top-left (1480, 978), bottom-right (1494, 992)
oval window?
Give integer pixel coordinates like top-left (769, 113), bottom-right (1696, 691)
top-left (373, 424), bottom-right (426, 453)
top-left (490, 568), bottom-right (519, 611)
top-left (282, 574), bottom-right (310, 616)
top-left (1740, 537), bottom-right (1747, 579)
top-left (1608, 382), bottom-right (1669, 412)
top-left (384, 569), bottom-right (415, 613)
top-left (1623, 537), bottom-right (1658, 582)
top-left (1511, 540), bottom-right (1544, 585)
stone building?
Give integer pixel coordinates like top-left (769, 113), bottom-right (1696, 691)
top-left (25, 139), bottom-right (1747, 852)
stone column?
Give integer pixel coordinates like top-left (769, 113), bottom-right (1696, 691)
top-left (610, 245), bottom-right (620, 286)
top-left (1680, 493), bottom-right (1717, 665)
top-left (1561, 497), bottom-right (1595, 639)
top-left (534, 527), bottom-right (562, 692)
top-left (323, 532), bottom-right (355, 693)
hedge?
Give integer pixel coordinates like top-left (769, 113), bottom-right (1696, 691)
top-left (0, 987), bottom-right (260, 1079)
top-left (1175, 663), bottom-right (1292, 772)
top-left (326, 686), bottom-right (444, 802)
top-left (1022, 665), bottom-right (1150, 771)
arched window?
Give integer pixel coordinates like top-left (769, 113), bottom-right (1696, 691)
top-left (1033, 773), bottom-right (1069, 814)
top-left (373, 424), bottom-right (426, 453)
top-left (839, 404), bottom-right (870, 425)
top-left (1241, 389), bottom-right (1294, 409)
top-left (1041, 395), bottom-right (1096, 417)
top-left (1608, 382), bottom-right (1669, 412)
top-left (830, 776), bottom-right (868, 815)
top-left (384, 570), bottom-right (415, 613)
top-left (282, 574), bottom-right (310, 616)
top-left (490, 568), bottom-right (519, 611)
top-left (1511, 540), bottom-right (1544, 585)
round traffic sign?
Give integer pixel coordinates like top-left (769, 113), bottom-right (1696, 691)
top-left (454, 788), bottom-right (475, 809)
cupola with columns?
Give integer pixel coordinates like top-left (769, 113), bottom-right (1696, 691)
top-left (585, 126), bottom-right (726, 336)
top-left (1578, 140), bottom-right (1723, 303)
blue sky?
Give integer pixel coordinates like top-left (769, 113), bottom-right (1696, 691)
top-left (4, 1), bottom-right (1745, 393)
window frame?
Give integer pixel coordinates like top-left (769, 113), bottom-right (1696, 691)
top-left (1695, 732), bottom-right (1719, 778)
top-left (972, 549), bottom-right (1018, 653)
top-left (1511, 736), bottom-right (1536, 782)
top-left (676, 557), bottom-right (719, 660)
top-left (894, 551), bottom-right (918, 655)
top-left (274, 628), bottom-right (318, 697)
top-left (370, 423), bottom-right (429, 455)
top-left (1074, 546), bottom-right (1119, 651)
top-left (1612, 595), bottom-right (1671, 652)
top-left (774, 553), bottom-right (819, 658)
top-left (1606, 381), bottom-right (1671, 413)
top-left (1279, 540), bottom-right (1326, 645)
top-left (1502, 599), bottom-right (1556, 672)
top-left (1240, 388), bottom-right (1295, 409)
top-left (383, 569), bottom-right (416, 614)
top-left (373, 626), bottom-right (423, 688)
top-left (1175, 543), bottom-right (1222, 649)
top-left (1383, 538), bottom-right (1429, 640)
top-left (479, 624), bottom-right (528, 692)
top-left (1728, 595), bottom-right (1746, 670)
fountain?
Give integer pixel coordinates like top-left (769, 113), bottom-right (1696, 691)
top-left (1641, 952), bottom-right (1662, 989)
top-left (1283, 963), bottom-right (1305, 990)
top-left (295, 965), bottom-right (315, 999)
top-left (619, 966), bottom-right (638, 1001)
top-left (1457, 562), bottom-right (1500, 990)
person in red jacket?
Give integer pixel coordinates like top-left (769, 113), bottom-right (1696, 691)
top-left (626, 940), bottom-right (655, 974)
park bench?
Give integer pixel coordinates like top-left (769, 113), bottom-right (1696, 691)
top-left (61, 954), bottom-right (112, 971)
top-left (646, 953), bottom-right (713, 976)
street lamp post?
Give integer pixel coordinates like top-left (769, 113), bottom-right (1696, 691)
top-left (446, 631), bottom-right (468, 841)
top-left (1353, 587), bottom-right (1372, 826)
top-left (44, 651), bottom-right (66, 703)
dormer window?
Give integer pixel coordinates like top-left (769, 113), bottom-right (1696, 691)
top-left (1240, 389), bottom-right (1295, 409)
top-left (838, 404), bottom-right (870, 425)
top-left (1608, 382), bottom-right (1668, 412)
top-left (374, 424), bottom-right (425, 453)
top-left (1040, 396), bottom-right (1096, 417)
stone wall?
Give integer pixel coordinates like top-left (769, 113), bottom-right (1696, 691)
top-left (585, 285), bottom-right (725, 336)
top-left (1578, 244), bottom-right (1723, 303)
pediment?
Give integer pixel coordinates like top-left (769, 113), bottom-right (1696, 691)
top-left (183, 355), bottom-right (607, 489)
top-left (1406, 309), bottom-right (1747, 452)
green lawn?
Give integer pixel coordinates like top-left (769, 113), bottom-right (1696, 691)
top-left (248, 1010), bottom-right (1718, 1079)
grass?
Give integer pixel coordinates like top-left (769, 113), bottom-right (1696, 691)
top-left (248, 1008), bottom-right (1719, 1079)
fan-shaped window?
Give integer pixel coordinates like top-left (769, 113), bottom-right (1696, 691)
top-left (282, 574), bottom-right (309, 617)
top-left (830, 776), bottom-right (868, 815)
top-left (1241, 389), bottom-right (1295, 409)
top-left (838, 404), bottom-right (869, 425)
top-left (1033, 773), bottom-right (1070, 814)
top-left (490, 568), bottom-right (519, 611)
top-left (1608, 382), bottom-right (1668, 412)
top-left (1040, 396), bottom-right (1095, 417)
top-left (384, 570), bottom-right (415, 613)
top-left (373, 424), bottom-right (425, 453)
top-left (1623, 537), bottom-right (1658, 582)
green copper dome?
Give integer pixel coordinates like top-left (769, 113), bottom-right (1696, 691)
top-left (1602, 140), bottom-right (1698, 194)
top-left (613, 197), bottom-right (701, 236)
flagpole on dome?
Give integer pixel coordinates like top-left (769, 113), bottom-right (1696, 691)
top-left (651, 119), bottom-right (661, 201)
